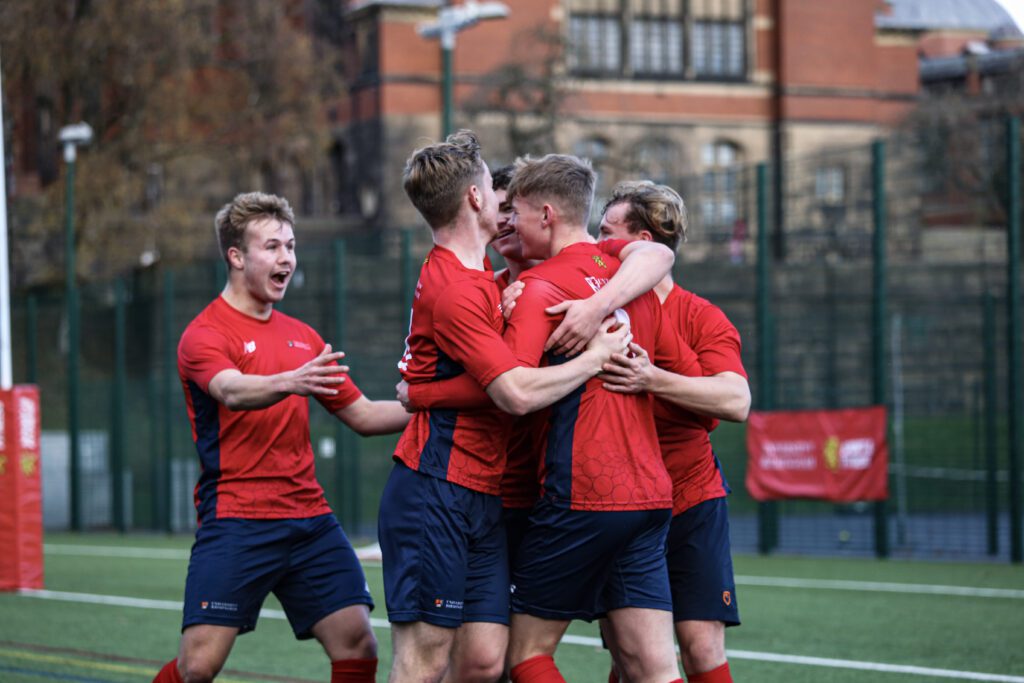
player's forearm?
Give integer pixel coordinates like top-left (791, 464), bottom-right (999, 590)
top-left (647, 369), bottom-right (751, 422)
top-left (213, 373), bottom-right (292, 411)
top-left (591, 242), bottom-right (674, 313)
top-left (337, 399), bottom-right (411, 436)
top-left (486, 351), bottom-right (604, 416)
top-left (408, 374), bottom-right (493, 410)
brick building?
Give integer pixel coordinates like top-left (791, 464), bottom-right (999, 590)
top-left (337, 0), bottom-right (1023, 231)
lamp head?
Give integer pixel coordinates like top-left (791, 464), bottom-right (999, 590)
top-left (59, 122), bottom-right (94, 146)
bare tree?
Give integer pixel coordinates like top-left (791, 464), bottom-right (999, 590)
top-left (464, 25), bottom-right (567, 158)
top-left (1, 0), bottom-right (343, 287)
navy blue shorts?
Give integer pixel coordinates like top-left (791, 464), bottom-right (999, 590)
top-left (510, 498), bottom-right (672, 622)
top-left (503, 506), bottom-right (532, 569)
top-left (378, 461), bottom-right (509, 628)
top-left (182, 514), bottom-right (372, 639)
top-left (667, 497), bottom-right (740, 626)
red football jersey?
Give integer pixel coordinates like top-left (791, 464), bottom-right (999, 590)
top-left (177, 296), bottom-right (361, 523)
top-left (504, 242), bottom-right (673, 512)
top-left (394, 245), bottom-right (521, 495)
top-left (655, 284), bottom-right (748, 515)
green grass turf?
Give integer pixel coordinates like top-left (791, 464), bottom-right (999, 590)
top-left (0, 533), bottom-right (1021, 682)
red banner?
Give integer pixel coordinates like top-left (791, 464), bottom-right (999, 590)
top-left (745, 406), bottom-right (888, 503)
top-left (0, 386), bottom-right (44, 591)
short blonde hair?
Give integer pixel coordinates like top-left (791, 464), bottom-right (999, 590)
top-left (602, 180), bottom-right (688, 250)
top-left (403, 129), bottom-right (486, 229)
top-left (507, 154), bottom-right (595, 227)
top-left (214, 192), bottom-right (295, 264)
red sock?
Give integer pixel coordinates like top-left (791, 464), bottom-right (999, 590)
top-left (687, 661), bottom-right (732, 683)
top-left (152, 659), bottom-right (183, 683)
top-left (331, 657), bottom-right (377, 683)
top-left (608, 666), bottom-right (619, 683)
top-left (510, 654), bottom-right (566, 683)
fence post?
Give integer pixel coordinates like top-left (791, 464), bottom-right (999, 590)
top-left (872, 139), bottom-right (890, 559)
top-left (111, 278), bottom-right (127, 532)
top-left (26, 293), bottom-right (37, 384)
top-left (755, 162), bottom-right (778, 554)
top-left (332, 239), bottom-right (359, 531)
top-left (1006, 116), bottom-right (1022, 564)
top-left (66, 159), bottom-right (82, 531)
top-left (984, 292), bottom-right (999, 556)
top-left (401, 228), bottom-right (415, 326)
top-left (161, 270), bottom-right (175, 533)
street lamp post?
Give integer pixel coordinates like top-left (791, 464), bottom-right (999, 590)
top-left (418, 1), bottom-right (509, 138)
top-left (59, 121), bottom-right (92, 532)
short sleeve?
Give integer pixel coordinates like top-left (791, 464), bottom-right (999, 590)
top-left (692, 306), bottom-right (747, 378)
top-left (433, 282), bottom-right (521, 387)
top-left (308, 327), bottom-right (364, 413)
top-left (653, 305), bottom-right (701, 377)
top-left (502, 277), bottom-right (562, 368)
top-left (409, 374), bottom-right (492, 409)
top-left (178, 324), bottom-right (238, 392)
top-left (596, 239), bottom-right (630, 259)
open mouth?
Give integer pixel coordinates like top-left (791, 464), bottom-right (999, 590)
top-left (270, 271), bottom-right (291, 286)
top-left (490, 227), bottom-right (516, 243)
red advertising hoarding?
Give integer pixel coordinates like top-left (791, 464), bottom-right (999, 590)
top-left (745, 406), bottom-right (888, 503)
top-left (0, 385), bottom-right (44, 591)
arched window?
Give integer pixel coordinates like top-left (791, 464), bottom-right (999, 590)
top-left (700, 140), bottom-right (741, 227)
top-left (630, 137), bottom-right (683, 185)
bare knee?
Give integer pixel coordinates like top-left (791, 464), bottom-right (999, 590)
top-left (452, 647), bottom-right (505, 682)
top-left (677, 622), bottom-right (726, 675)
top-left (391, 623), bottom-right (455, 681)
top-left (345, 626), bottom-right (378, 660)
top-left (179, 658), bottom-right (221, 683)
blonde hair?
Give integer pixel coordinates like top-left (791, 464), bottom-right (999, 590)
top-left (602, 180), bottom-right (688, 249)
top-left (214, 192), bottom-right (295, 264)
top-left (507, 154), bottom-right (595, 227)
top-left (403, 129), bottom-right (486, 229)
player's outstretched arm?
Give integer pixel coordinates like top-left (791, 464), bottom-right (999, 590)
top-left (601, 342), bottom-right (751, 422)
top-left (543, 241), bottom-right (674, 356)
top-left (208, 344), bottom-right (350, 411)
top-left (334, 396), bottom-right (412, 436)
top-left (485, 317), bottom-right (632, 416)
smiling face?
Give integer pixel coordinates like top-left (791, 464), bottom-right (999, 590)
top-left (490, 188), bottom-right (526, 260)
top-left (232, 217), bottom-right (296, 306)
top-left (510, 195), bottom-right (549, 260)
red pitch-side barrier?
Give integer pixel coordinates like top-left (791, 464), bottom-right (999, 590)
top-left (745, 405), bottom-right (888, 503)
top-left (0, 385), bottom-right (44, 591)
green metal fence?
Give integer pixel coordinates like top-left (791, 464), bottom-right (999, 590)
top-left (9, 119), bottom-right (1024, 562)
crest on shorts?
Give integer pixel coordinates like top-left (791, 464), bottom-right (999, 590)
top-left (722, 591), bottom-right (732, 606)
top-left (201, 601), bottom-right (209, 610)
top-left (434, 599), bottom-right (443, 608)
top-left (592, 254), bottom-right (607, 269)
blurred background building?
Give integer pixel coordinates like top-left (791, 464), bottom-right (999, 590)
top-left (4, 0), bottom-right (1023, 283)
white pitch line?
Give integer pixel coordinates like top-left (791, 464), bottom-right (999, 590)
top-left (44, 544), bottom-right (190, 560)
top-left (11, 589), bottom-right (1024, 682)
top-left (735, 575), bottom-right (1024, 600)
top-left (44, 544), bottom-right (1024, 600)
